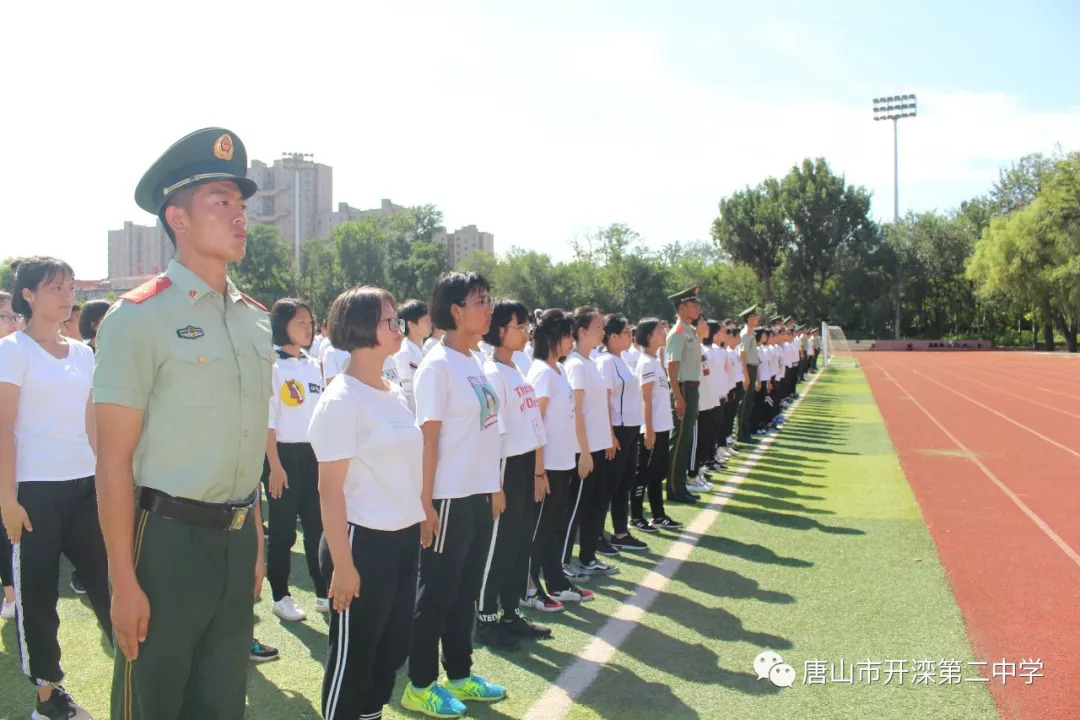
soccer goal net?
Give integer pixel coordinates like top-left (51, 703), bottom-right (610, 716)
top-left (822, 324), bottom-right (859, 368)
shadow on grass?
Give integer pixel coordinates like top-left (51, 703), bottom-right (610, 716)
top-left (723, 505), bottom-right (865, 536)
top-left (717, 489), bottom-right (834, 516)
top-left (693, 534), bottom-right (813, 568)
top-left (246, 662), bottom-right (322, 719)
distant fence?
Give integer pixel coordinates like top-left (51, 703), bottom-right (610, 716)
top-left (867, 339), bottom-right (994, 352)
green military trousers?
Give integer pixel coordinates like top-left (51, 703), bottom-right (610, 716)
top-left (737, 365), bottom-right (758, 442)
top-left (668, 382), bottom-right (700, 497)
top-left (112, 506), bottom-right (256, 720)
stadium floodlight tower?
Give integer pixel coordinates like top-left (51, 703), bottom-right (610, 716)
top-left (873, 94), bottom-right (917, 339)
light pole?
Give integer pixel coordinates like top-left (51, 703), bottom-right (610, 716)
top-left (282, 151), bottom-right (314, 291)
top-left (873, 94), bottom-right (916, 339)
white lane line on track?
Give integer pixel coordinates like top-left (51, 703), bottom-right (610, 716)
top-left (905, 367), bottom-right (1080, 462)
top-left (932, 366), bottom-right (1080, 421)
top-left (522, 370), bottom-right (825, 720)
top-left (872, 362), bottom-right (1080, 570)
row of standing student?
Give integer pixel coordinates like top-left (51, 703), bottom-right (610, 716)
top-left (267, 272), bottom-right (751, 719)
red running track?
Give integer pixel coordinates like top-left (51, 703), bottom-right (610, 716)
top-left (860, 352), bottom-right (1080, 720)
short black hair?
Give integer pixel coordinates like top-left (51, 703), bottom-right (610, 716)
top-left (635, 317), bottom-right (661, 348)
top-left (159, 185), bottom-right (200, 246)
top-left (431, 271), bottom-right (490, 331)
top-left (532, 308), bottom-right (573, 361)
top-left (602, 313), bottom-right (629, 346)
top-left (484, 299), bottom-right (529, 347)
top-left (13, 256), bottom-right (74, 320)
top-left (269, 298), bottom-right (313, 347)
top-left (397, 299), bottom-right (429, 333)
top-left (328, 286), bottom-right (397, 352)
top-left (571, 306), bottom-right (600, 341)
top-left (704, 320), bottom-right (721, 345)
top-left (79, 299), bottom-right (112, 341)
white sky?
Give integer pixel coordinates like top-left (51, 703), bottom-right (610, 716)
top-left (2, 0), bottom-right (1078, 279)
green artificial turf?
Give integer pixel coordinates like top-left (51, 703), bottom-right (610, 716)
top-left (0, 366), bottom-right (998, 720)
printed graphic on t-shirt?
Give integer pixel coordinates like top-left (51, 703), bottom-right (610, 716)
top-left (469, 375), bottom-right (500, 430)
top-left (279, 378), bottom-right (323, 407)
top-left (281, 379), bottom-right (306, 406)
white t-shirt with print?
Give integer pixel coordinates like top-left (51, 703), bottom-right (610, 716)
top-left (268, 350), bottom-right (324, 443)
top-left (729, 346), bottom-right (745, 384)
top-left (308, 376), bottom-right (424, 531)
top-left (698, 345), bottom-right (720, 410)
top-left (596, 351), bottom-right (643, 427)
top-left (563, 350), bottom-right (613, 453)
top-left (414, 344), bottom-right (501, 499)
top-left (636, 353), bottom-right (674, 434)
top-left (527, 359), bottom-right (576, 471)
top-left (0, 332), bottom-right (96, 483)
top-left (485, 358), bottom-right (546, 459)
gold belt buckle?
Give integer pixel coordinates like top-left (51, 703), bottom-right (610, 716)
top-left (229, 505), bottom-right (249, 531)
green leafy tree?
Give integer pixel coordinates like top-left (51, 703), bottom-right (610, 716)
top-left (780, 158), bottom-right (877, 326)
top-left (228, 225), bottom-right (293, 309)
top-left (712, 178), bottom-right (791, 302)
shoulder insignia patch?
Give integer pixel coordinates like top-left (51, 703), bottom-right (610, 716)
top-left (675, 325), bottom-right (683, 334)
top-left (121, 276), bottom-right (172, 304)
top-left (239, 291), bottom-right (267, 312)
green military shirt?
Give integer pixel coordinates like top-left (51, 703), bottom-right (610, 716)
top-left (665, 319), bottom-right (702, 381)
top-left (740, 326), bottom-right (759, 365)
top-left (93, 260), bottom-right (273, 503)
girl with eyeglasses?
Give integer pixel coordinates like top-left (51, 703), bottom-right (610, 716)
top-left (403, 272), bottom-right (506, 718)
top-left (263, 298), bottom-right (328, 623)
top-left (308, 286), bottom-right (424, 720)
top-left (474, 299), bottom-right (552, 650)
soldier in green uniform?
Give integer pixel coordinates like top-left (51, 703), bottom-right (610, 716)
top-left (93, 128), bottom-right (273, 720)
top-left (665, 287), bottom-right (703, 503)
top-left (735, 305), bottom-right (760, 445)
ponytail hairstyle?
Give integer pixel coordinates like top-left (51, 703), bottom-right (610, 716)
top-left (532, 308), bottom-right (573, 361)
top-left (635, 317), bottom-right (661, 349)
top-left (483, 298), bottom-right (528, 348)
top-left (571, 306), bottom-right (600, 341)
top-left (602, 313), bottom-right (629, 348)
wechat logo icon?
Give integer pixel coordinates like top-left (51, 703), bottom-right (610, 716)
top-left (754, 650), bottom-right (796, 688)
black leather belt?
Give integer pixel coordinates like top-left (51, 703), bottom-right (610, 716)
top-left (139, 487), bottom-right (257, 531)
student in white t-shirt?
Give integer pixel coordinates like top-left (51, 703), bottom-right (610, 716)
top-left (717, 321), bottom-right (742, 457)
top-left (526, 309), bottom-right (594, 607)
top-left (595, 314), bottom-right (647, 553)
top-left (690, 317), bottom-right (720, 490)
top-left (393, 299), bottom-right (431, 414)
top-left (406, 272), bottom-right (507, 716)
top-left (622, 326), bottom-right (641, 371)
top-left (263, 299), bottom-right (327, 623)
top-left (308, 286), bottom-right (424, 720)
top-left (0, 258), bottom-right (110, 718)
top-left (475, 299), bottom-right (553, 649)
top-left (632, 319), bottom-right (681, 531)
top-left (562, 306), bottom-right (617, 579)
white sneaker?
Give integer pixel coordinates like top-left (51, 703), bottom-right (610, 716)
top-left (315, 597), bottom-right (330, 613)
top-left (0, 597), bottom-right (14, 620)
top-left (272, 596), bottom-right (306, 622)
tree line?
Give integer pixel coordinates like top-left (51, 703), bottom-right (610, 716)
top-left (2, 149), bottom-right (1074, 351)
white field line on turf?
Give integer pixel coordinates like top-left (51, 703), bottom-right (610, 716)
top-left (933, 366), bottom-right (1080, 420)
top-left (522, 370), bottom-right (826, 720)
top-left (907, 367), bottom-right (1080, 462)
top-left (875, 363), bottom-right (1080, 570)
